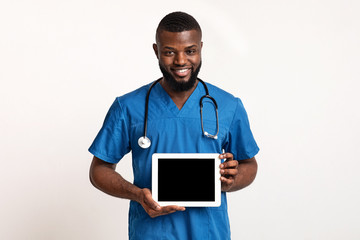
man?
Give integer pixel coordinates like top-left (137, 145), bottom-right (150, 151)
top-left (89, 11), bottom-right (259, 239)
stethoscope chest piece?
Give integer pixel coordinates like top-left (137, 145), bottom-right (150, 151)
top-left (138, 136), bottom-right (151, 149)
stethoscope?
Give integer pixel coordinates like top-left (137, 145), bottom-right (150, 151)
top-left (138, 78), bottom-right (219, 149)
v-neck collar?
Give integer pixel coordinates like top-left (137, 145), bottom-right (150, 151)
top-left (153, 81), bottom-right (202, 117)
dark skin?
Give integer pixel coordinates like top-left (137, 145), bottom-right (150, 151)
top-left (153, 30), bottom-right (202, 109)
top-left (89, 29), bottom-right (258, 218)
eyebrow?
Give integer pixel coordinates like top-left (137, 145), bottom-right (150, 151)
top-left (163, 45), bottom-right (198, 50)
top-left (185, 45), bottom-right (197, 49)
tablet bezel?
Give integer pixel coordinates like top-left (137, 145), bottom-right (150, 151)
top-left (152, 153), bottom-right (221, 207)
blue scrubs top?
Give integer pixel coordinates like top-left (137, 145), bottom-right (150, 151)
top-left (89, 80), bottom-right (259, 240)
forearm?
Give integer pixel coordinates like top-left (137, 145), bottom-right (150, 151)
top-left (89, 157), bottom-right (141, 202)
top-left (226, 157), bottom-right (258, 192)
top-left (89, 156), bottom-right (185, 218)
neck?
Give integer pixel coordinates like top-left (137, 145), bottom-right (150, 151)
top-left (160, 78), bottom-right (199, 110)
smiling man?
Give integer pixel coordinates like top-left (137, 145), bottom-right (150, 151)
top-left (89, 12), bottom-right (259, 239)
top-left (156, 29), bottom-right (202, 94)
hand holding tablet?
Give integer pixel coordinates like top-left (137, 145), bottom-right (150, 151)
top-left (137, 188), bottom-right (185, 218)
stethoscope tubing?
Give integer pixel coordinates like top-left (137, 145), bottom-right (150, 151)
top-left (200, 95), bottom-right (219, 139)
top-left (139, 78), bottom-right (219, 148)
top-left (143, 78), bottom-right (162, 140)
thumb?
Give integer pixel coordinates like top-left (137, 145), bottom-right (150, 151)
top-left (142, 188), bottom-right (161, 210)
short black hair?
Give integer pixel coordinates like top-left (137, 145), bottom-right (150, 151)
top-left (156, 11), bottom-right (202, 41)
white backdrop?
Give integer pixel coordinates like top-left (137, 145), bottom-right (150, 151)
top-left (1, 0), bottom-right (359, 239)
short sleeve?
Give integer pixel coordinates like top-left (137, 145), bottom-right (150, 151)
top-left (88, 98), bottom-right (131, 163)
top-left (223, 98), bottom-right (259, 160)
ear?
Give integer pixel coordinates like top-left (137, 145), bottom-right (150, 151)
top-left (153, 43), bottom-right (159, 59)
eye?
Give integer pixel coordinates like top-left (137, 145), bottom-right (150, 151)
top-left (186, 49), bottom-right (196, 55)
top-left (164, 51), bottom-right (174, 56)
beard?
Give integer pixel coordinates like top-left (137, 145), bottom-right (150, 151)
top-left (159, 61), bottom-right (202, 92)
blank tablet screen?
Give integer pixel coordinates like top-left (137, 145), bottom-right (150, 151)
top-left (152, 153), bottom-right (221, 207)
top-left (158, 158), bottom-right (215, 201)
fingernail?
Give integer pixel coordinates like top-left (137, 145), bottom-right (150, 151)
top-left (156, 206), bottom-right (161, 210)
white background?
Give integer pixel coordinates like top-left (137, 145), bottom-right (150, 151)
top-left (1, 0), bottom-right (359, 239)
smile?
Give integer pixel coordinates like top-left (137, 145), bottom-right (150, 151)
top-left (172, 68), bottom-right (191, 77)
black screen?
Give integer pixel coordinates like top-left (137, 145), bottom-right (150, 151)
top-left (158, 158), bottom-right (215, 201)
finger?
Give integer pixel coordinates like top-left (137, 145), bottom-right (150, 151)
top-left (142, 189), bottom-right (161, 211)
top-left (150, 209), bottom-right (176, 218)
top-left (219, 153), bottom-right (234, 160)
top-left (150, 205), bottom-right (185, 217)
top-left (220, 176), bottom-right (234, 185)
top-left (220, 168), bottom-right (238, 176)
top-left (148, 209), bottom-right (167, 218)
top-left (162, 205), bottom-right (186, 213)
top-left (220, 160), bottom-right (238, 170)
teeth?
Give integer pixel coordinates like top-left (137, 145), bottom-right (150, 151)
top-left (177, 69), bottom-right (189, 73)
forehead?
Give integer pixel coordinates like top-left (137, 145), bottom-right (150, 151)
top-left (156, 30), bottom-right (202, 48)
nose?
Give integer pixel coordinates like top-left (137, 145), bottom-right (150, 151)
top-left (174, 52), bottom-right (187, 66)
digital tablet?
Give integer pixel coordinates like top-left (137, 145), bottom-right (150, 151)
top-left (152, 153), bottom-right (221, 207)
